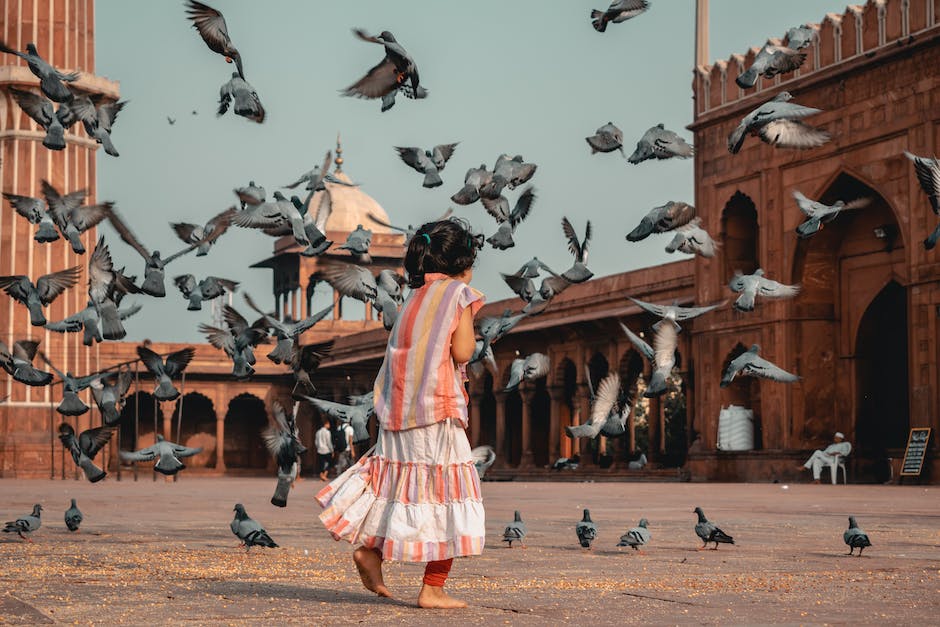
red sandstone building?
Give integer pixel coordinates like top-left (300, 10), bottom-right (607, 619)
top-left (1, 0), bottom-right (938, 482)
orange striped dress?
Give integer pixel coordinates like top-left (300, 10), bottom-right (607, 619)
top-left (316, 273), bottom-right (486, 562)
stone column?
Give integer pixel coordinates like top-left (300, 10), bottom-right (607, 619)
top-left (468, 392), bottom-right (483, 448)
top-left (519, 385), bottom-right (535, 468)
top-left (548, 385), bottom-right (562, 464)
top-left (213, 387), bottom-right (227, 472)
top-left (332, 290), bottom-right (342, 320)
top-left (494, 391), bottom-right (507, 468)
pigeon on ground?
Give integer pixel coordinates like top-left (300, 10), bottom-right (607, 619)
top-left (590, 0), bottom-right (650, 32)
top-left (484, 186), bottom-right (536, 250)
top-left (41, 180), bottom-right (114, 253)
top-left (136, 346), bottom-right (196, 401)
top-left (7, 87), bottom-right (72, 150)
top-left (395, 143), bottom-right (458, 188)
top-left (263, 401), bottom-right (306, 507)
top-left (0, 340), bottom-right (53, 386)
top-left (64, 93), bottom-right (127, 157)
top-left (617, 518), bottom-right (651, 552)
top-left (471, 445), bottom-right (496, 479)
top-left (0, 266), bottom-right (81, 326)
top-left (576, 509), bottom-right (597, 548)
top-left (120, 434), bottom-right (203, 475)
top-left (585, 122), bottom-right (625, 157)
top-left (720, 344), bottom-right (799, 387)
top-left (566, 372), bottom-right (625, 438)
top-left (559, 217), bottom-right (593, 283)
top-left (736, 44), bottom-right (806, 89)
top-left (502, 511), bottom-right (527, 548)
top-left (728, 91), bottom-right (829, 154)
top-left (4, 191), bottom-right (60, 243)
top-left (2, 504), bottom-right (43, 541)
top-left (57, 422), bottom-right (114, 483)
top-left (620, 321), bottom-right (677, 398)
top-left (218, 72), bottom-right (265, 123)
top-left (289, 340), bottom-right (335, 397)
top-left (337, 225), bottom-right (373, 263)
top-left (728, 269), bottom-right (800, 312)
top-left (299, 394), bottom-right (374, 443)
top-left (84, 237), bottom-right (142, 340)
top-left (481, 155), bottom-right (537, 199)
top-left (694, 507), bottom-right (734, 549)
top-left (199, 305), bottom-right (268, 378)
top-left (792, 190), bottom-right (870, 238)
top-left (171, 207), bottom-right (235, 256)
top-left (343, 29), bottom-right (421, 106)
top-left (664, 217), bottom-right (718, 258)
top-left (90, 369), bottom-right (133, 425)
top-left (451, 164), bottom-right (493, 205)
top-left (64, 499), bottom-right (82, 532)
top-left (39, 353), bottom-right (99, 416)
top-left (628, 296), bottom-right (724, 332)
top-left (844, 516), bottom-right (872, 556)
top-left (231, 504), bottom-right (278, 550)
top-left (785, 25), bottom-right (815, 50)
top-left (628, 124), bottom-right (694, 164)
top-left (243, 293), bottom-right (331, 364)
top-left (185, 0), bottom-right (245, 79)
top-left (174, 275), bottom-right (238, 311)
top-left (0, 41), bottom-right (78, 101)
top-left (626, 201), bottom-right (696, 242)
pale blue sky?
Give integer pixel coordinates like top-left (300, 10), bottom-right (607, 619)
top-left (94, 0), bottom-right (851, 342)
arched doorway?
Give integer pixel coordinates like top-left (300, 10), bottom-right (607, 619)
top-left (173, 392), bottom-right (217, 468)
top-left (224, 393), bottom-right (268, 470)
top-left (721, 191), bottom-right (760, 279)
top-left (119, 391), bottom-right (162, 450)
top-left (559, 359), bottom-right (577, 459)
top-left (855, 281), bottom-right (909, 455)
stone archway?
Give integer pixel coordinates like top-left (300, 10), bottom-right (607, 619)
top-left (173, 392), bottom-right (217, 469)
top-left (224, 393), bottom-right (268, 470)
top-left (119, 391), bottom-right (162, 450)
top-left (721, 191), bottom-right (760, 279)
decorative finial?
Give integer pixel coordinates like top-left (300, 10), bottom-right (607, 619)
top-left (335, 132), bottom-right (344, 173)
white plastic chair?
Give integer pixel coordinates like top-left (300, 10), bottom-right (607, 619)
top-left (829, 455), bottom-right (848, 484)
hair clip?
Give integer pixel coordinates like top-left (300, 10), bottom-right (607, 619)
top-left (421, 233), bottom-right (431, 244)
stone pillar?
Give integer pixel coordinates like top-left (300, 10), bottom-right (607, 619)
top-left (299, 278), bottom-right (309, 319)
top-left (274, 291), bottom-right (281, 319)
top-left (519, 385), bottom-right (535, 468)
top-left (333, 290), bottom-right (342, 320)
top-left (548, 385), bottom-right (562, 464)
top-left (213, 388), bottom-right (227, 472)
top-left (292, 288), bottom-right (299, 320)
top-left (494, 391), bottom-right (507, 468)
top-left (468, 391), bottom-right (483, 448)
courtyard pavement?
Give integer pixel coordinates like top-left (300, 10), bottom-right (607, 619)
top-left (0, 476), bottom-right (937, 625)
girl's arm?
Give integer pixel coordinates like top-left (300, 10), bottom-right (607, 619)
top-left (450, 307), bottom-right (476, 363)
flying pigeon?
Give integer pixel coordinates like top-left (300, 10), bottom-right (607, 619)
top-left (720, 344), bottom-right (799, 387)
top-left (0, 266), bottom-right (81, 326)
top-left (4, 191), bottom-right (60, 243)
top-left (626, 200), bottom-right (696, 242)
top-left (481, 154), bottom-right (537, 199)
top-left (319, 261), bottom-right (402, 330)
top-left (299, 394), bottom-right (374, 443)
top-left (785, 25), bottom-right (815, 50)
top-left (218, 72), bottom-right (265, 123)
top-left (472, 309), bottom-right (527, 365)
top-left (185, 0), bottom-right (245, 79)
top-left (617, 518), bottom-right (650, 552)
top-left (395, 143), bottom-right (458, 188)
top-left (41, 180), bottom-right (114, 253)
top-left (173, 275), bottom-right (238, 311)
top-left (664, 217), bottom-right (718, 258)
top-left (380, 81), bottom-right (429, 112)
top-left (39, 352), bottom-right (99, 416)
top-left (243, 293), bottom-right (331, 364)
top-left (171, 207), bottom-right (236, 256)
top-left (620, 321), bottom-right (677, 398)
top-left (728, 269), bottom-right (800, 312)
top-left (694, 507), bottom-right (734, 549)
top-left (792, 190), bottom-right (870, 238)
top-left (502, 510), bottom-right (527, 548)
top-left (468, 339), bottom-right (498, 380)
top-left (264, 401), bottom-right (306, 507)
top-left (484, 186), bottom-right (536, 250)
top-left (232, 190), bottom-right (313, 249)
top-left (566, 372), bottom-right (625, 438)
top-left (199, 305), bottom-right (267, 379)
top-left (284, 151), bottom-right (359, 192)
top-left (451, 164), bottom-right (493, 205)
top-left (471, 445), bottom-right (496, 479)
top-left (844, 516), bottom-right (872, 556)
top-left (0, 340), bottom-right (54, 386)
top-left (57, 422), bottom-right (114, 483)
top-left (504, 358), bottom-right (525, 392)
top-left (590, 0), bottom-right (650, 32)
top-left (89, 369), bottom-right (133, 425)
top-left (343, 29), bottom-right (421, 107)
top-left (926, 222), bottom-right (940, 251)
top-left (234, 181), bottom-right (266, 209)
top-left (63, 93), bottom-right (127, 157)
top-left (559, 217), bottom-right (593, 283)
top-left (46, 299), bottom-right (142, 346)
top-left (628, 296), bottom-right (723, 332)
top-left (585, 122), bottom-right (625, 157)
top-left (2, 504), bottom-right (42, 541)
top-left (136, 345), bottom-right (196, 401)
top-left (0, 40), bottom-right (79, 100)
top-left (231, 504), bottom-right (278, 550)
top-left (728, 91), bottom-right (829, 154)
top-left (64, 499), bottom-right (83, 532)
top-left (903, 151), bottom-right (940, 248)
top-left (120, 434), bottom-right (203, 475)
top-left (576, 509), bottom-right (597, 548)
top-left (289, 340), bottom-right (335, 397)
top-left (627, 124), bottom-right (694, 164)
top-left (85, 237), bottom-right (141, 340)
top-left (736, 44), bottom-right (806, 89)
top-left (167, 116), bottom-right (176, 125)
top-left (7, 87), bottom-right (72, 150)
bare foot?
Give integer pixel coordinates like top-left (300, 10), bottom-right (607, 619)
top-left (353, 547), bottom-right (393, 598)
top-left (417, 584), bottom-right (467, 609)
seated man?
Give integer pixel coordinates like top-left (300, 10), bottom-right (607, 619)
top-left (800, 432), bottom-right (852, 483)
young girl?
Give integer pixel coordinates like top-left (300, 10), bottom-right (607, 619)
top-left (316, 218), bottom-right (486, 609)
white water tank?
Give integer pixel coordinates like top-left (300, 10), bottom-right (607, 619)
top-left (717, 405), bottom-right (755, 451)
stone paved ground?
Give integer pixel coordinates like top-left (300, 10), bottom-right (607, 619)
top-left (0, 477), bottom-right (938, 625)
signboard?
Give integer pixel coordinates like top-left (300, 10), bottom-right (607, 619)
top-left (900, 428), bottom-right (931, 476)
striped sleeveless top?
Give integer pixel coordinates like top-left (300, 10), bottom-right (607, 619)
top-left (373, 273), bottom-right (485, 431)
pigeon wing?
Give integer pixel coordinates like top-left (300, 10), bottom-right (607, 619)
top-left (36, 266), bottom-right (81, 304)
top-left (743, 354), bottom-right (800, 383)
top-left (163, 347), bottom-right (196, 377)
top-left (343, 57), bottom-right (399, 99)
top-left (758, 119), bottom-right (829, 149)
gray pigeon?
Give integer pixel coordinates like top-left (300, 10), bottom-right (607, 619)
top-left (174, 275), bottom-right (239, 311)
top-left (664, 217), bottom-right (718, 258)
top-left (39, 352), bottom-right (99, 416)
top-left (501, 272), bottom-right (537, 303)
top-left (291, 194), bottom-right (333, 257)
top-left (42, 180), bottom-right (114, 253)
top-left (136, 346), bottom-right (196, 401)
top-left (0, 340), bottom-right (54, 386)
top-left (502, 511), bottom-right (527, 548)
top-left (728, 91), bottom-right (829, 154)
top-left (234, 181), bottom-right (266, 209)
top-left (230, 191), bottom-right (311, 250)
top-left (785, 25), bottom-right (815, 50)
top-left (468, 340), bottom-right (498, 380)
top-left (481, 155), bottom-right (537, 199)
top-left (628, 124), bottom-right (694, 164)
top-left (585, 122), bottom-right (624, 157)
top-left (514, 257), bottom-right (553, 279)
top-left (0, 41), bottom-right (79, 101)
top-left (319, 261), bottom-right (402, 330)
top-left (626, 200), bottom-right (696, 242)
top-left (471, 445), bottom-right (496, 479)
top-left (57, 422), bottom-right (114, 483)
top-left (171, 206), bottom-right (236, 256)
top-left (484, 186), bottom-right (536, 250)
top-left (728, 269), bottom-right (800, 312)
top-left (576, 509), bottom-right (597, 548)
top-left (289, 340), bottom-right (335, 397)
top-left (591, 0), bottom-right (649, 32)
top-left (284, 151), bottom-right (355, 191)
top-left (120, 434), bottom-right (203, 475)
top-left (617, 518), bottom-right (650, 551)
top-left (87, 237), bottom-right (140, 340)
top-left (736, 44), bottom-right (806, 89)
top-left (218, 72), bottom-right (264, 123)
top-left (89, 369), bottom-right (133, 425)
top-left (903, 151), bottom-right (940, 248)
top-left (504, 358), bottom-right (525, 392)
top-left (793, 190), bottom-right (870, 239)
top-left (343, 29), bottom-right (421, 106)
top-left (231, 504), bottom-right (278, 550)
top-left (263, 401), bottom-right (306, 507)
top-left (694, 507), bottom-right (734, 549)
top-left (300, 394), bottom-right (374, 443)
top-left (64, 499), bottom-right (83, 532)
top-left (560, 217), bottom-right (593, 283)
top-left (628, 296), bottom-right (723, 332)
top-left (63, 93), bottom-right (127, 157)
top-left (566, 372), bottom-right (624, 438)
top-left (4, 191), bottom-right (60, 243)
top-left (337, 225), bottom-right (373, 263)
top-left (620, 322), bottom-right (676, 398)
top-left (720, 344), bottom-right (799, 387)
top-left (7, 87), bottom-right (72, 150)
top-left (451, 164), bottom-right (493, 205)
top-left (926, 221), bottom-right (940, 251)
top-left (2, 504), bottom-right (43, 541)
top-left (395, 143), bottom-right (458, 188)
top-left (199, 305), bottom-right (267, 379)
top-left (0, 266), bottom-right (81, 326)
top-left (185, 0), bottom-right (245, 79)
top-left (844, 516), bottom-right (872, 556)
top-left (472, 309), bottom-right (527, 366)
top-left (380, 82), bottom-right (429, 112)
top-left (243, 293), bottom-right (331, 364)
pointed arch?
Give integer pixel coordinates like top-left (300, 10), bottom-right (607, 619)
top-left (721, 191), bottom-right (760, 279)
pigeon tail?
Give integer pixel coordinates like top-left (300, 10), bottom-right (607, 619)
top-left (154, 379), bottom-right (181, 402)
top-left (57, 392), bottom-right (90, 416)
top-left (590, 9), bottom-right (608, 32)
top-left (100, 403), bottom-right (121, 426)
top-left (34, 221), bottom-right (60, 243)
top-left (711, 529), bottom-right (735, 544)
top-left (98, 299), bottom-right (126, 340)
top-left (98, 132), bottom-right (120, 158)
top-left (66, 229), bottom-right (85, 254)
top-left (79, 457), bottom-right (107, 483)
top-left (626, 218), bottom-right (654, 242)
top-left (733, 292), bottom-right (756, 312)
top-left (735, 68), bottom-right (759, 89)
top-left (245, 529), bottom-right (278, 548)
top-left (27, 302), bottom-right (47, 326)
top-left (42, 126), bottom-right (66, 151)
top-left (566, 423), bottom-right (600, 439)
top-left (186, 295), bottom-right (203, 311)
top-left (271, 474), bottom-right (293, 508)
top-left (267, 340), bottom-right (293, 365)
top-left (644, 370), bottom-right (668, 398)
top-left (422, 170), bottom-right (443, 188)
top-left (154, 458), bottom-right (185, 475)
top-left (450, 184), bottom-right (479, 205)
top-left (40, 74), bottom-right (74, 103)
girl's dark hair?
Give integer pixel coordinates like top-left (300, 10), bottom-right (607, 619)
top-left (405, 217), bottom-right (483, 288)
